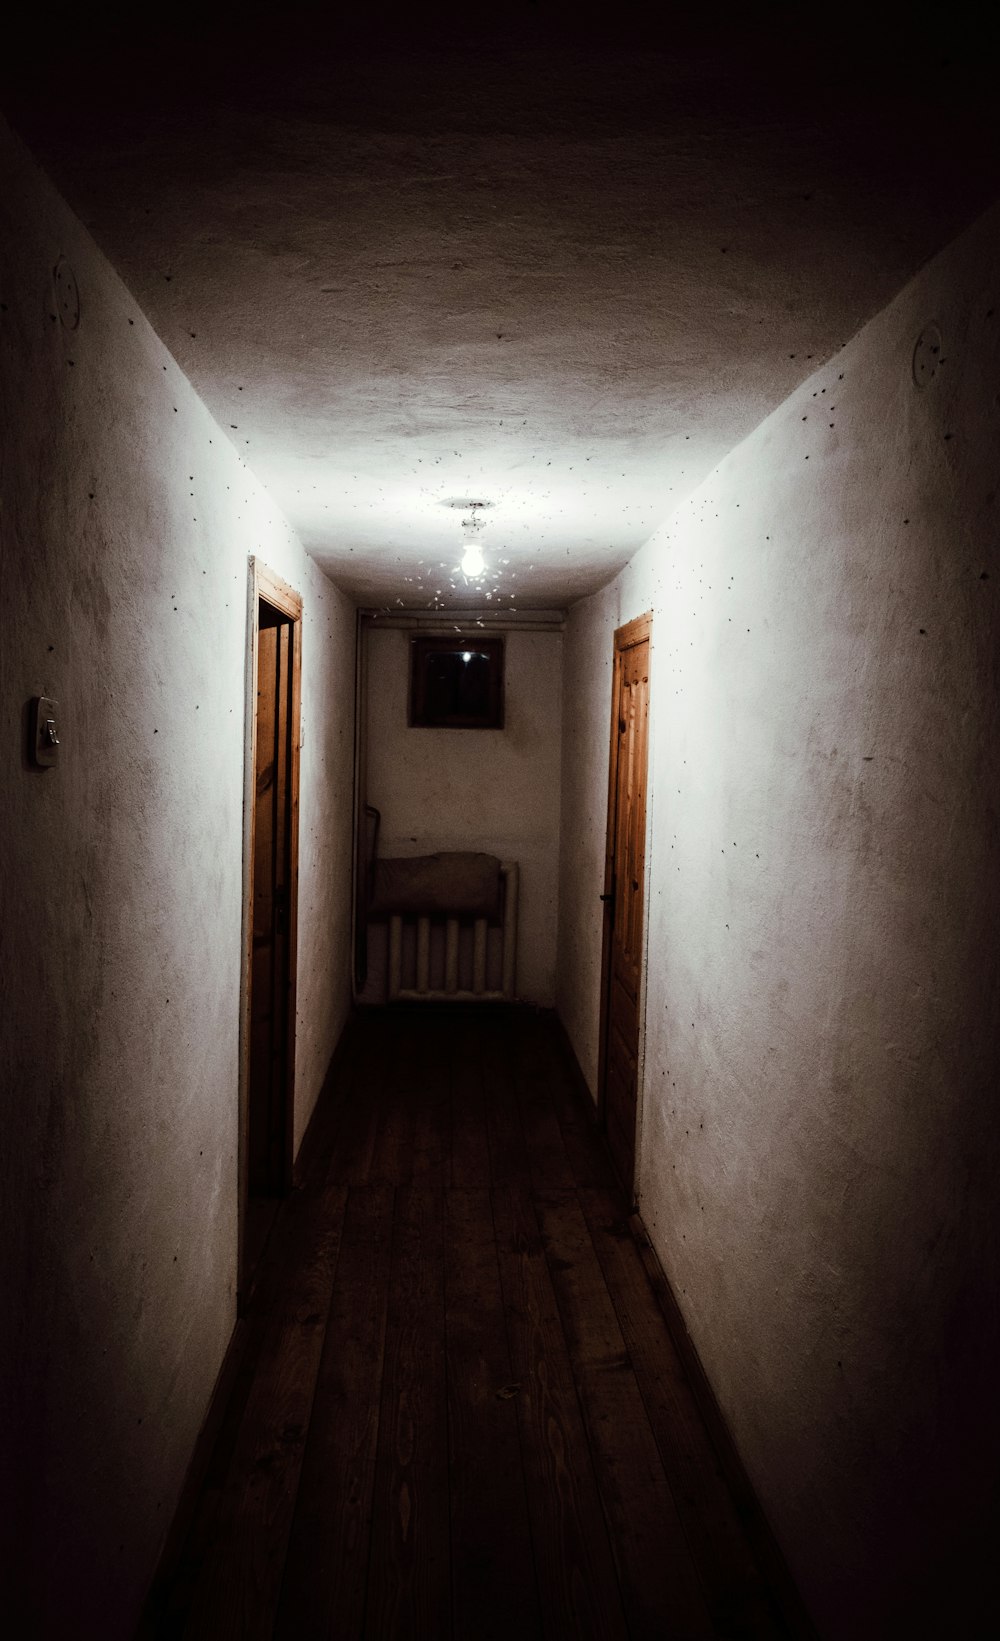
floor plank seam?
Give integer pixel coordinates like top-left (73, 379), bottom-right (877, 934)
top-left (537, 1184), bottom-right (638, 1637)
top-left (485, 1183), bottom-right (548, 1641)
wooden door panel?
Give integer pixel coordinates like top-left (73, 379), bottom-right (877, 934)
top-left (253, 625), bottom-right (278, 954)
top-left (608, 969), bottom-right (636, 1052)
top-left (250, 625), bottom-right (278, 1193)
top-left (605, 1063), bottom-right (637, 1189)
top-left (241, 566), bottom-right (303, 1298)
top-left (249, 610), bottom-right (296, 1197)
top-left (614, 672), bottom-right (648, 991)
top-left (600, 616), bottom-right (651, 1198)
top-left (269, 622), bottom-right (292, 1171)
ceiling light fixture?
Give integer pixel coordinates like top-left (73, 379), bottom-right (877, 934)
top-left (459, 504), bottom-right (488, 579)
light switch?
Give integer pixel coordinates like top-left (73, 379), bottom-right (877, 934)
top-left (31, 696), bottom-right (60, 769)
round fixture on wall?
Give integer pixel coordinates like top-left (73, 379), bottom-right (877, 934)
top-left (912, 323), bottom-right (943, 387)
top-left (52, 255), bottom-right (80, 331)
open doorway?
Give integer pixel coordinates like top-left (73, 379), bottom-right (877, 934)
top-left (598, 612), bottom-right (652, 1200)
top-left (240, 560), bottom-right (302, 1299)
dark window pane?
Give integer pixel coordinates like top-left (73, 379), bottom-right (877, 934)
top-left (410, 638), bottom-right (504, 728)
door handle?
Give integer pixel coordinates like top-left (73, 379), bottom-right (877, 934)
top-left (600, 891), bottom-right (614, 903)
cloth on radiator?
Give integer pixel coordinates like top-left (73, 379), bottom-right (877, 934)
top-left (369, 851), bottom-right (503, 922)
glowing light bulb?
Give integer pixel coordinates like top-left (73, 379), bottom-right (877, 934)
top-left (458, 503), bottom-right (490, 578)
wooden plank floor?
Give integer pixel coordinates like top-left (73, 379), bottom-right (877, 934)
top-left (143, 1007), bottom-right (792, 1640)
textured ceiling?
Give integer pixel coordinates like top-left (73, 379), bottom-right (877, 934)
top-left (6, 4), bottom-right (999, 610)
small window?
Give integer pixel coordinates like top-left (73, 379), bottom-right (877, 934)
top-left (409, 636), bottom-right (504, 729)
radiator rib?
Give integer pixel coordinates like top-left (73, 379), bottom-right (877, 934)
top-left (387, 861), bottom-right (518, 1002)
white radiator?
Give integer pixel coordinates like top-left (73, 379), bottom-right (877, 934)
top-left (387, 861), bottom-right (518, 1002)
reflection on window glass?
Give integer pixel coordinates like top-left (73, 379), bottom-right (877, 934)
top-left (410, 637), bottom-right (504, 728)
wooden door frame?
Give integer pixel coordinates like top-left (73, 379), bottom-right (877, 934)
top-left (597, 611), bottom-right (652, 1194)
top-left (238, 557), bottom-right (303, 1299)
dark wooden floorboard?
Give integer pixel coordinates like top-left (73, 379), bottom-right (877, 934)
top-left (180, 1182), bottom-right (348, 1640)
top-left (275, 1184), bottom-right (395, 1639)
top-left (509, 1018), bottom-right (579, 1194)
top-left (145, 1007), bottom-right (792, 1641)
top-left (536, 1189), bottom-right (715, 1639)
top-left (536, 1014), bottom-right (619, 1189)
top-left (365, 1184), bottom-right (451, 1638)
top-left (405, 1023), bottom-right (452, 1187)
top-left (578, 1185), bottom-right (786, 1639)
top-left (322, 1011), bottom-right (391, 1187)
top-left (482, 1016), bottom-right (532, 1187)
top-left (449, 1012), bottom-right (492, 1187)
top-left (493, 1184), bottom-right (631, 1640)
top-left (444, 1188), bottom-right (541, 1640)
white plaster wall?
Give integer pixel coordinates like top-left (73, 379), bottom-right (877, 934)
top-left (557, 204), bottom-right (1000, 1636)
top-left (0, 123), bottom-right (355, 1635)
top-left (364, 626), bottom-right (562, 1005)
top-left (291, 592), bottom-right (356, 1153)
top-left (555, 588), bottom-right (617, 1085)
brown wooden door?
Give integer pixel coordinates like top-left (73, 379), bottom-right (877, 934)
top-left (600, 613), bottom-right (652, 1196)
top-left (248, 599), bottom-right (299, 1199)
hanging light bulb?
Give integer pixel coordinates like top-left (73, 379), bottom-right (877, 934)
top-left (459, 506), bottom-right (487, 578)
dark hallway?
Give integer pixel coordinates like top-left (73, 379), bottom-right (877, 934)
top-left (142, 1008), bottom-right (793, 1639)
top-left (4, 11), bottom-right (1000, 1635)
